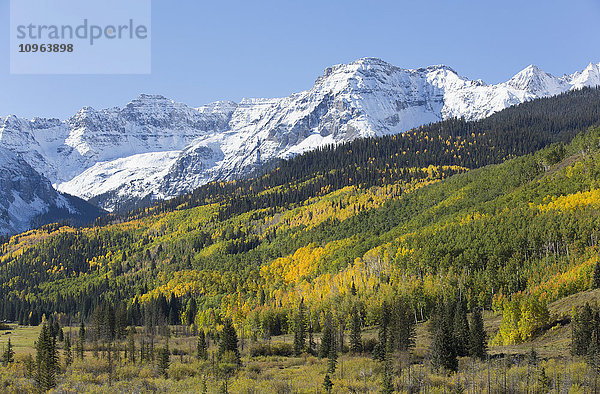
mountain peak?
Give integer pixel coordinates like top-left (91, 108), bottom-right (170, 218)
top-left (506, 64), bottom-right (566, 95)
top-left (568, 62), bottom-right (600, 89)
top-left (135, 93), bottom-right (169, 102)
top-left (350, 57), bottom-right (394, 67)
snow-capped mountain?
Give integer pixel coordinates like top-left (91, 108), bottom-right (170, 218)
top-left (0, 147), bottom-right (103, 235)
top-left (1, 58), bottom-right (599, 213)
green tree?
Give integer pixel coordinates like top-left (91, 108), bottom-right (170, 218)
top-left (197, 330), bottom-right (208, 360)
top-left (319, 312), bottom-right (335, 359)
top-left (327, 346), bottom-right (338, 374)
top-left (157, 340), bottom-right (170, 378)
top-left (293, 299), bottom-right (307, 355)
top-left (373, 302), bottom-right (391, 361)
top-left (453, 300), bottom-right (470, 357)
top-left (77, 321), bottom-right (85, 360)
top-left (430, 309), bottom-right (457, 372)
top-left (381, 353), bottom-right (394, 394)
top-left (218, 319), bottom-right (240, 365)
top-left (349, 305), bottom-right (363, 353)
top-left (538, 367), bottom-right (551, 392)
top-left (64, 336), bottom-right (73, 367)
top-left (1, 338), bottom-right (14, 366)
top-left (186, 298), bottom-right (198, 326)
top-left (393, 297), bottom-right (415, 353)
top-left (322, 374), bottom-right (333, 394)
top-left (469, 308), bottom-right (487, 359)
top-left (127, 327), bottom-right (136, 363)
top-left (35, 323), bottom-right (59, 391)
top-left (572, 303), bottom-right (594, 356)
top-left (593, 261), bottom-right (600, 289)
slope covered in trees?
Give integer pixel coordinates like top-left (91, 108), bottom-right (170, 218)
top-left (96, 86), bottom-right (600, 225)
top-left (0, 89), bottom-right (598, 365)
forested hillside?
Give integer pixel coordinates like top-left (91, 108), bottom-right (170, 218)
top-left (1, 89), bottom-right (600, 391)
top-left (1, 88), bottom-right (600, 332)
top-left (98, 86), bottom-right (600, 224)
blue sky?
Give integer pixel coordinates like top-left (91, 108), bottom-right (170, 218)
top-left (1, 0), bottom-right (599, 119)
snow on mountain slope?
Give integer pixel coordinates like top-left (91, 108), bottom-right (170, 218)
top-left (2, 58), bottom-right (599, 213)
top-left (0, 147), bottom-right (102, 235)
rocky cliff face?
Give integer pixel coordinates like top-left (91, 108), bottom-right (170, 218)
top-left (2, 58), bottom-right (599, 213)
top-left (0, 147), bottom-right (102, 235)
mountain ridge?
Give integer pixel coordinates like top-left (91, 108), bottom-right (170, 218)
top-left (1, 58), bottom-right (599, 214)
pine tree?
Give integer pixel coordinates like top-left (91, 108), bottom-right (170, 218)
top-left (319, 312), bottom-right (335, 359)
top-left (293, 299), bottom-right (307, 355)
top-left (453, 300), bottom-right (470, 357)
top-left (308, 319), bottom-right (316, 356)
top-left (198, 330), bottom-right (208, 360)
top-left (186, 298), bottom-right (198, 326)
top-left (218, 319), bottom-right (240, 365)
top-left (322, 373), bottom-right (333, 393)
top-left (538, 367), bottom-right (551, 392)
top-left (381, 353), bottom-right (394, 394)
top-left (157, 340), bottom-right (170, 378)
top-left (349, 306), bottom-right (363, 353)
top-left (79, 321), bottom-right (85, 342)
top-left (373, 302), bottom-right (391, 361)
top-left (77, 321), bottom-right (85, 360)
top-left (2, 338), bottom-right (14, 366)
top-left (528, 346), bottom-right (538, 366)
top-left (35, 323), bottom-right (58, 391)
top-left (593, 261), bottom-right (600, 289)
top-left (394, 297), bottom-right (415, 352)
top-left (572, 303), bottom-right (594, 356)
top-left (430, 308), bottom-right (457, 372)
top-left (327, 345), bottom-right (338, 374)
top-left (469, 308), bottom-right (487, 359)
top-left (127, 327), bottom-right (136, 363)
top-left (64, 336), bottom-right (73, 367)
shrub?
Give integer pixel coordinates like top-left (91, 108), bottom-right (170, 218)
top-left (271, 343), bottom-right (293, 357)
top-left (362, 338), bottom-right (378, 354)
top-left (249, 343), bottom-right (271, 357)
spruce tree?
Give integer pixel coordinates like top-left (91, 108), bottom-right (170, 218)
top-left (572, 303), bottom-right (594, 356)
top-left (35, 323), bottom-right (58, 391)
top-left (2, 338), bottom-right (14, 366)
top-left (218, 319), bottom-right (240, 365)
top-left (198, 330), bottom-right (208, 360)
top-left (127, 327), bottom-right (136, 363)
top-left (79, 321), bottom-right (85, 342)
top-left (327, 345), bottom-right (338, 374)
top-left (373, 302), bottom-right (391, 361)
top-left (593, 261), bottom-right (600, 289)
top-left (469, 308), bottom-right (487, 359)
top-left (394, 297), bottom-right (415, 352)
top-left (186, 298), bottom-right (198, 326)
top-left (349, 305), bottom-right (363, 353)
top-left (322, 373), bottom-right (333, 393)
top-left (308, 319), bottom-right (316, 356)
top-left (64, 336), bottom-right (73, 367)
top-left (78, 321), bottom-right (85, 360)
top-left (293, 299), bottom-right (307, 355)
top-left (453, 300), bottom-right (470, 357)
top-left (157, 340), bottom-right (170, 378)
top-left (381, 353), bottom-right (394, 394)
top-left (319, 312), bottom-right (335, 359)
top-left (430, 308), bottom-right (457, 372)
